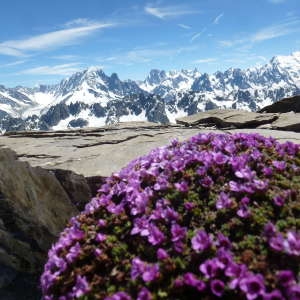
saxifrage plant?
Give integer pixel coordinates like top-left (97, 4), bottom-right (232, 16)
top-left (41, 133), bottom-right (300, 300)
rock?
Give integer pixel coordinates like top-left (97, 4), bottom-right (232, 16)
top-left (0, 148), bottom-right (78, 299)
top-left (269, 112), bottom-right (300, 132)
top-left (176, 109), bottom-right (278, 128)
top-left (259, 95), bottom-right (300, 113)
top-left (53, 169), bottom-right (92, 210)
top-left (1, 121), bottom-right (300, 180)
top-left (68, 118), bottom-right (88, 128)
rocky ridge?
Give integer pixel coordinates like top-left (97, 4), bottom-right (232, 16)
top-left (0, 51), bottom-right (299, 132)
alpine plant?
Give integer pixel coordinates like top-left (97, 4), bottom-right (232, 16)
top-left (41, 133), bottom-right (300, 300)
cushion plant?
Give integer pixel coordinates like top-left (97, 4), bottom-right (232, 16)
top-left (41, 133), bottom-right (300, 300)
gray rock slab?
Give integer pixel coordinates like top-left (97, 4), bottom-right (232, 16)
top-left (176, 109), bottom-right (278, 128)
top-left (1, 122), bottom-right (300, 178)
top-left (269, 112), bottom-right (300, 132)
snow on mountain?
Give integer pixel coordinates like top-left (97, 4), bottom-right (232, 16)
top-left (139, 68), bottom-right (200, 96)
top-left (0, 51), bottom-right (299, 132)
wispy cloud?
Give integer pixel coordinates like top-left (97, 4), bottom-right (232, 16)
top-left (251, 19), bottom-right (300, 42)
top-left (0, 20), bottom-right (116, 57)
top-left (64, 18), bottom-right (98, 27)
top-left (19, 63), bottom-right (82, 75)
top-left (190, 28), bottom-right (206, 42)
top-left (268, 0), bottom-right (286, 4)
top-left (194, 58), bottom-right (217, 64)
top-left (219, 18), bottom-right (300, 48)
top-left (1, 60), bottom-right (27, 67)
top-left (213, 13), bottom-right (224, 25)
top-left (52, 54), bottom-right (80, 61)
top-left (145, 4), bottom-right (200, 19)
top-left (98, 45), bottom-right (198, 66)
top-left (178, 23), bottom-right (192, 30)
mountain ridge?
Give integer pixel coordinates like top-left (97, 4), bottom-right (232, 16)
top-left (0, 51), bottom-right (299, 132)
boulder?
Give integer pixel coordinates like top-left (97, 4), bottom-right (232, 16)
top-left (269, 112), bottom-right (300, 132)
top-left (176, 109), bottom-right (278, 128)
top-left (259, 95), bottom-right (300, 113)
top-left (0, 148), bottom-right (78, 299)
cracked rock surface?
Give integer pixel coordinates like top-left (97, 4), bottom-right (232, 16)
top-left (1, 120), bottom-right (300, 178)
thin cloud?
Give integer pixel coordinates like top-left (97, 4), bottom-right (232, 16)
top-left (178, 24), bottom-right (192, 30)
top-left (251, 19), bottom-right (300, 42)
top-left (213, 13), bottom-right (224, 25)
top-left (219, 18), bottom-right (300, 47)
top-left (1, 60), bottom-right (27, 67)
top-left (98, 45), bottom-right (198, 65)
top-left (0, 21), bottom-right (116, 57)
top-left (64, 18), bottom-right (97, 27)
top-left (194, 58), bottom-right (217, 64)
top-left (190, 28), bottom-right (206, 42)
top-left (145, 4), bottom-right (200, 19)
top-left (19, 63), bottom-right (82, 75)
top-left (52, 54), bottom-right (80, 61)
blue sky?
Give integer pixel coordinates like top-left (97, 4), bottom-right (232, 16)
top-left (0, 0), bottom-right (299, 87)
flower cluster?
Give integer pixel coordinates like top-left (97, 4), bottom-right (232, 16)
top-left (41, 133), bottom-right (300, 299)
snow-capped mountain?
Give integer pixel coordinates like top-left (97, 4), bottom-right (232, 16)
top-left (0, 51), bottom-right (300, 132)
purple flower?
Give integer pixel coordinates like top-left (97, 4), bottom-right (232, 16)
top-left (184, 201), bottom-right (196, 210)
top-left (142, 264), bottom-right (159, 282)
top-left (105, 292), bottom-right (131, 300)
top-left (183, 273), bottom-right (206, 291)
top-left (200, 176), bottom-right (213, 188)
top-left (66, 242), bottom-right (81, 263)
top-left (237, 205), bottom-right (251, 218)
top-left (239, 274), bottom-right (265, 300)
top-left (262, 167), bottom-right (273, 177)
top-left (148, 224), bottom-right (165, 246)
top-left (272, 161), bottom-right (286, 171)
top-left (277, 270), bottom-right (295, 287)
top-left (229, 181), bottom-right (241, 192)
top-left (216, 233), bottom-right (232, 250)
top-left (95, 233), bottom-right (107, 242)
top-left (253, 179), bottom-right (268, 191)
top-left (284, 231), bottom-right (300, 256)
top-left (94, 248), bottom-right (102, 257)
top-left (217, 248), bottom-right (233, 266)
top-left (68, 227), bottom-right (85, 242)
top-left (213, 152), bottom-right (228, 165)
top-left (171, 224), bottom-right (187, 242)
top-left (72, 275), bottom-right (90, 298)
top-left (210, 279), bottom-right (225, 297)
top-left (235, 167), bottom-right (255, 180)
top-left (98, 219), bottom-right (107, 227)
top-left (191, 230), bottom-right (212, 252)
top-left (262, 290), bottom-right (284, 300)
top-left (287, 285), bottom-right (300, 300)
top-left (174, 181), bottom-right (189, 192)
top-left (273, 195), bottom-right (285, 206)
top-left (225, 263), bottom-right (248, 289)
top-left (216, 192), bottom-right (233, 210)
top-left (131, 258), bottom-right (159, 283)
top-left (173, 277), bottom-right (184, 288)
top-left (157, 248), bottom-right (169, 260)
top-left (137, 288), bottom-right (152, 300)
top-left (269, 234), bottom-right (284, 252)
top-left (263, 222), bottom-right (277, 239)
top-left (131, 216), bottom-right (149, 236)
top-left (199, 258), bottom-right (225, 279)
